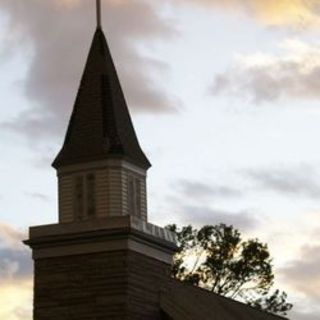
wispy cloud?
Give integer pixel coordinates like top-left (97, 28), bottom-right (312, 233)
top-left (0, 0), bottom-right (179, 144)
top-left (0, 223), bottom-right (26, 250)
top-left (211, 39), bottom-right (320, 104)
top-left (0, 223), bottom-right (32, 281)
top-left (24, 192), bottom-right (51, 202)
top-left (177, 205), bottom-right (259, 231)
top-left (280, 244), bottom-right (320, 305)
top-left (176, 179), bottom-right (243, 199)
top-left (0, 223), bottom-right (32, 320)
top-left (0, 279), bottom-right (32, 320)
top-left (244, 164), bottom-right (320, 199)
top-left (291, 309), bottom-right (320, 320)
top-left (176, 0), bottom-right (320, 29)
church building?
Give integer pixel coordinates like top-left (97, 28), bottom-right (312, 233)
top-left (25, 1), bottom-right (287, 319)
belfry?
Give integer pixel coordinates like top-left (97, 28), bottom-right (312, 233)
top-left (25, 2), bottom-right (287, 319)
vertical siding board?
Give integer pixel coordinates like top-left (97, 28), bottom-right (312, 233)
top-left (58, 161), bottom-right (148, 222)
top-left (96, 169), bottom-right (108, 218)
top-left (59, 175), bottom-right (73, 223)
top-left (108, 168), bottom-right (122, 216)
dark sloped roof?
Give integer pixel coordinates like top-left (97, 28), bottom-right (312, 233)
top-left (52, 27), bottom-right (151, 169)
top-left (160, 280), bottom-right (288, 320)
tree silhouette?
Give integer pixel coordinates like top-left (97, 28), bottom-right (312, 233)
top-left (168, 224), bottom-right (292, 316)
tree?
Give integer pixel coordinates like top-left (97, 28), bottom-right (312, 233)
top-left (168, 223), bottom-right (293, 316)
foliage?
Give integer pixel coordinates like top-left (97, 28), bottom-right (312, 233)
top-left (168, 223), bottom-right (293, 316)
top-left (247, 290), bottom-right (292, 315)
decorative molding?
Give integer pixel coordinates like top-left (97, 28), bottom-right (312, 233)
top-left (57, 159), bottom-right (147, 177)
top-left (25, 216), bottom-right (177, 264)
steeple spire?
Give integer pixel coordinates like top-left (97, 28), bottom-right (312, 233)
top-left (52, 1), bottom-right (151, 170)
top-left (96, 0), bottom-right (102, 29)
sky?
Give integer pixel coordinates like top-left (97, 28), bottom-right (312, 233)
top-left (0, 0), bottom-right (320, 319)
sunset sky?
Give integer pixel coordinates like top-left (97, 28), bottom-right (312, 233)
top-left (1, 0), bottom-right (320, 319)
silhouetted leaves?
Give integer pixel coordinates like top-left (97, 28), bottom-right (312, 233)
top-left (168, 223), bottom-right (293, 316)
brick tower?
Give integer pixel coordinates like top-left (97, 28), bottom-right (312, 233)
top-left (25, 1), bottom-right (177, 319)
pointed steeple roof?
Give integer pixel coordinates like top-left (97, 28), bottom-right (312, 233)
top-left (52, 27), bottom-right (151, 169)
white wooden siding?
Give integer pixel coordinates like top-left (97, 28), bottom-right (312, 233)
top-left (96, 169), bottom-right (108, 218)
top-left (58, 175), bottom-right (73, 223)
top-left (58, 160), bottom-right (148, 223)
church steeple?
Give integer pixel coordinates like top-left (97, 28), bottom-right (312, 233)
top-left (52, 2), bottom-right (150, 170)
top-left (53, 2), bottom-right (150, 223)
top-left (24, 4), bottom-right (177, 319)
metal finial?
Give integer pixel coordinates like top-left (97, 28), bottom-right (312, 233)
top-left (96, 0), bottom-right (102, 28)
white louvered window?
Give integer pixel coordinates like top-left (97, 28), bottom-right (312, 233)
top-left (74, 175), bottom-right (84, 220)
top-left (86, 173), bottom-right (96, 217)
top-left (73, 173), bottom-right (96, 220)
top-left (128, 176), bottom-right (135, 216)
top-left (135, 178), bottom-right (141, 216)
top-left (127, 175), bottom-right (142, 218)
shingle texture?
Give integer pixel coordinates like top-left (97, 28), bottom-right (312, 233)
top-left (52, 28), bottom-right (151, 169)
top-left (160, 280), bottom-right (287, 320)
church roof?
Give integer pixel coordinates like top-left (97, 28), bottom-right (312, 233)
top-left (160, 280), bottom-right (287, 320)
top-left (52, 27), bottom-right (151, 169)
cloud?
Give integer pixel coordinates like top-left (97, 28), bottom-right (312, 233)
top-left (0, 0), bottom-right (178, 143)
top-left (178, 205), bottom-right (259, 231)
top-left (166, 179), bottom-right (255, 231)
top-left (0, 223), bottom-right (32, 319)
top-left (0, 223), bottom-right (25, 250)
top-left (176, 0), bottom-right (320, 29)
top-left (291, 310), bottom-right (320, 320)
top-left (245, 164), bottom-right (320, 199)
top-left (0, 223), bottom-right (32, 281)
top-left (14, 307), bottom-right (32, 320)
top-left (176, 179), bottom-right (243, 199)
top-left (0, 248), bottom-right (32, 280)
top-left (0, 279), bottom-right (32, 320)
top-left (211, 39), bottom-right (320, 104)
top-left (281, 245), bottom-right (320, 303)
top-left (25, 192), bottom-right (51, 202)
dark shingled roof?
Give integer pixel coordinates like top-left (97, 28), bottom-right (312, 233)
top-left (52, 27), bottom-right (151, 169)
top-left (160, 280), bottom-right (288, 320)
